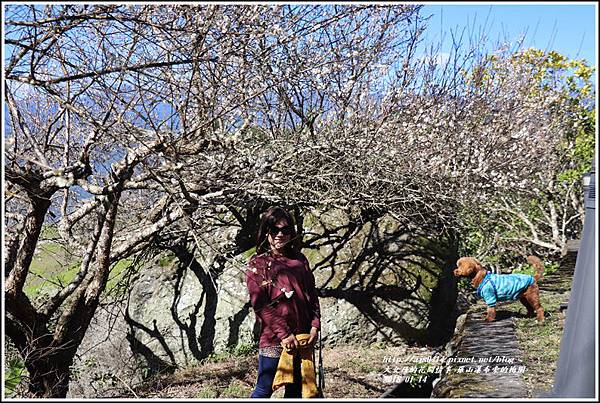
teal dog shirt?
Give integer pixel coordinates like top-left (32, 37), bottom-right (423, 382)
top-left (477, 272), bottom-right (535, 307)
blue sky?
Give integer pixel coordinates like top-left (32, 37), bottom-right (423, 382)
top-left (420, 3), bottom-right (597, 67)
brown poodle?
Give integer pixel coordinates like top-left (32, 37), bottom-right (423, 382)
top-left (453, 256), bottom-right (545, 323)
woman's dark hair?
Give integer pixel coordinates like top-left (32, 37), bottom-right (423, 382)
top-left (256, 206), bottom-right (300, 257)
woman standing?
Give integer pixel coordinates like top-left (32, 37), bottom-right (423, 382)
top-left (246, 206), bottom-right (321, 398)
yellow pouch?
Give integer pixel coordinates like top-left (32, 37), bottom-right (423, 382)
top-left (272, 333), bottom-right (318, 398)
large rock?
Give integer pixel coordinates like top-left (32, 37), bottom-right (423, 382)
top-left (69, 210), bottom-right (460, 396)
top-left (68, 302), bottom-right (147, 398)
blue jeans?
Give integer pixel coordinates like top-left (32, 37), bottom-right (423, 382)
top-left (250, 354), bottom-right (302, 398)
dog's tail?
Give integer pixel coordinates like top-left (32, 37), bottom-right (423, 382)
top-left (527, 255), bottom-right (545, 282)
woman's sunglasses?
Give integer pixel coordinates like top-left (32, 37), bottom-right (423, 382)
top-left (269, 225), bottom-right (294, 236)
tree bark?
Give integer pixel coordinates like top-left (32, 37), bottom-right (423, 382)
top-left (5, 189), bottom-right (122, 398)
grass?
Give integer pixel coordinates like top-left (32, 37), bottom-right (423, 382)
top-left (26, 241), bottom-right (80, 299)
top-left (25, 240), bottom-right (136, 300)
top-left (29, 242), bottom-right (73, 273)
top-left (512, 261), bottom-right (559, 277)
top-left (203, 343), bottom-right (258, 364)
top-left (221, 379), bottom-right (252, 398)
top-left (158, 254), bottom-right (176, 268)
top-left (133, 354), bottom-right (257, 399)
top-left (4, 358), bottom-right (26, 398)
top-left (26, 259), bottom-right (81, 299)
top-left (40, 224), bottom-right (60, 241)
top-left (347, 356), bottom-right (377, 373)
top-left (497, 265), bottom-right (571, 397)
top-left (512, 291), bottom-right (567, 396)
top-left (131, 344), bottom-right (439, 399)
top-left (195, 387), bottom-right (219, 398)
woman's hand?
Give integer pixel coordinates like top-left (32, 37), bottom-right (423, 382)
top-left (281, 334), bottom-right (299, 350)
top-left (307, 326), bottom-right (319, 346)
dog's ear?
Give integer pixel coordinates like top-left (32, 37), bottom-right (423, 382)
top-left (464, 257), bottom-right (479, 272)
top-left (474, 260), bottom-right (485, 272)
